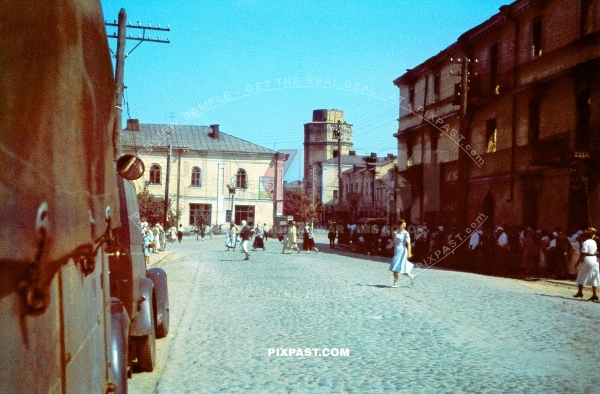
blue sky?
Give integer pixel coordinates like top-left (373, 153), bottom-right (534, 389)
top-left (101, 0), bottom-right (510, 180)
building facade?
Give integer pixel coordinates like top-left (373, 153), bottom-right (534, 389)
top-left (121, 120), bottom-right (285, 229)
top-left (394, 0), bottom-right (600, 233)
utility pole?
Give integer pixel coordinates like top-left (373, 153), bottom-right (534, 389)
top-left (106, 10), bottom-right (170, 156)
top-left (335, 120), bottom-right (344, 221)
top-left (454, 55), bottom-right (472, 229)
top-left (163, 144), bottom-right (171, 229)
top-left (176, 149), bottom-right (182, 225)
top-left (311, 167), bottom-right (315, 226)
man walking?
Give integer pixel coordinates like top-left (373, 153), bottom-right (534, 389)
top-left (240, 220), bottom-right (251, 260)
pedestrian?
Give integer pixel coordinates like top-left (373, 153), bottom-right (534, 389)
top-left (573, 229), bottom-right (599, 301)
top-left (281, 221), bottom-right (300, 254)
top-left (169, 225), bottom-right (177, 243)
top-left (302, 224), bottom-right (310, 252)
top-left (143, 228), bottom-right (154, 265)
top-left (305, 224), bottom-right (318, 253)
top-left (199, 218), bottom-right (206, 241)
top-left (225, 221), bottom-right (237, 251)
top-left (177, 224), bottom-right (183, 243)
top-left (252, 224), bottom-right (266, 251)
top-left (153, 224), bottom-right (161, 253)
top-left (240, 220), bottom-right (251, 260)
top-left (328, 225), bottom-right (337, 249)
top-left (389, 220), bottom-right (415, 288)
top-left (262, 223), bottom-right (269, 242)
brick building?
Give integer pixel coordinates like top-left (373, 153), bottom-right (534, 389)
top-left (393, 0), bottom-right (600, 232)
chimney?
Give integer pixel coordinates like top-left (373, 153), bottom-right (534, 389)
top-left (126, 119), bottom-right (140, 131)
top-left (210, 124), bottom-right (220, 139)
top-left (387, 153), bottom-right (395, 160)
top-left (370, 152), bottom-right (377, 159)
top-left (349, 150), bottom-right (356, 156)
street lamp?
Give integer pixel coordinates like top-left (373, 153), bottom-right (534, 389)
top-left (226, 184), bottom-right (236, 223)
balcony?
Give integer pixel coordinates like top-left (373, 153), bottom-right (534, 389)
top-left (530, 131), bottom-right (593, 166)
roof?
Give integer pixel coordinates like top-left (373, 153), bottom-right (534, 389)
top-left (121, 123), bottom-right (275, 155)
top-left (322, 154), bottom-right (396, 167)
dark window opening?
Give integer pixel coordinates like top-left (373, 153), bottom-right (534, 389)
top-left (532, 17), bottom-right (543, 58)
top-left (191, 166), bottom-right (202, 186)
top-left (409, 86), bottom-right (415, 110)
top-left (149, 164), bottom-right (161, 185)
top-left (234, 205), bottom-right (254, 226)
top-left (236, 169), bottom-right (247, 188)
top-left (576, 89), bottom-right (591, 151)
top-left (333, 149), bottom-right (339, 158)
top-left (490, 43), bottom-right (499, 93)
top-left (528, 99), bottom-right (540, 144)
top-left (433, 75), bottom-right (441, 102)
top-left (486, 118), bottom-right (497, 153)
top-left (581, 0), bottom-right (594, 37)
top-left (189, 203), bottom-right (211, 226)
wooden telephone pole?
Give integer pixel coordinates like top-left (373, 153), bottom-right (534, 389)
top-left (105, 9), bottom-right (171, 156)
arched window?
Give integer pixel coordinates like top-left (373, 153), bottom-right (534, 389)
top-left (149, 164), bottom-right (161, 185)
top-left (191, 167), bottom-right (202, 186)
top-left (236, 169), bottom-right (247, 189)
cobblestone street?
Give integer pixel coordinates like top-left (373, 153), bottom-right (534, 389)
top-left (132, 234), bottom-right (600, 393)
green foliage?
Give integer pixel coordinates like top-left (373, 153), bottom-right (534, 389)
top-left (284, 190), bottom-right (319, 224)
top-left (137, 186), bottom-right (179, 227)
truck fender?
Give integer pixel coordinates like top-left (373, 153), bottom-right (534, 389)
top-left (146, 268), bottom-right (169, 338)
top-left (129, 278), bottom-right (154, 337)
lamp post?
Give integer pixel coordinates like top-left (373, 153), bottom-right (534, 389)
top-left (226, 184), bottom-right (236, 223)
top-left (334, 120), bottom-right (345, 222)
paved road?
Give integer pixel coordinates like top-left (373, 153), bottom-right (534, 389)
top-left (133, 234), bottom-right (600, 393)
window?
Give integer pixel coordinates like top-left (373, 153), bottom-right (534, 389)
top-left (191, 167), bottom-right (202, 186)
top-left (490, 43), bottom-right (499, 93)
top-left (528, 99), bottom-right (540, 144)
top-left (333, 190), bottom-right (339, 201)
top-left (409, 86), bottom-right (415, 110)
top-left (433, 74), bottom-right (440, 102)
top-left (581, 0), bottom-right (594, 36)
top-left (453, 82), bottom-right (462, 105)
top-left (189, 203), bottom-right (211, 225)
top-left (576, 89), bottom-right (591, 150)
top-left (333, 149), bottom-right (339, 158)
top-left (149, 164), bottom-right (161, 185)
top-left (486, 119), bottom-right (497, 153)
top-left (406, 139), bottom-right (413, 167)
top-left (234, 205), bottom-right (254, 226)
top-left (235, 169), bottom-right (247, 188)
top-left (531, 17), bottom-right (543, 58)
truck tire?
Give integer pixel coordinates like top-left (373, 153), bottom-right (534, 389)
top-left (133, 295), bottom-right (156, 372)
top-left (110, 308), bottom-right (129, 394)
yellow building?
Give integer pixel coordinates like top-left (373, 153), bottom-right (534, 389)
top-left (121, 120), bottom-right (285, 229)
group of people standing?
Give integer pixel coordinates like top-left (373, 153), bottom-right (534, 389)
top-left (225, 221), bottom-right (271, 260)
top-left (142, 222), bottom-right (183, 264)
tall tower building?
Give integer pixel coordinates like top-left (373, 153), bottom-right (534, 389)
top-left (303, 109), bottom-right (353, 181)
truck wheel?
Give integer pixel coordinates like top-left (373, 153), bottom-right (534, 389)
top-left (133, 299), bottom-right (156, 372)
top-left (110, 310), bottom-right (129, 394)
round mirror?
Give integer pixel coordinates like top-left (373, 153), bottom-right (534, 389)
top-left (116, 154), bottom-right (145, 180)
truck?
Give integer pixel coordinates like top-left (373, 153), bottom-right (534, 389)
top-left (0, 1), bottom-right (169, 393)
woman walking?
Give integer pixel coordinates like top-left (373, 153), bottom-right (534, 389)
top-left (305, 224), bottom-right (319, 253)
top-left (252, 224), bottom-right (266, 251)
top-left (282, 221), bottom-right (300, 254)
top-left (143, 228), bottom-right (154, 265)
top-left (573, 229), bottom-right (599, 301)
top-left (389, 220), bottom-right (415, 288)
top-left (225, 221), bottom-right (237, 251)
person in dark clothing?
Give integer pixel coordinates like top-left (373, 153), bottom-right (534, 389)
top-left (240, 220), bottom-right (252, 260)
top-left (177, 224), bottom-right (183, 243)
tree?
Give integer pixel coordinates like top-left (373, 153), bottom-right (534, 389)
top-left (137, 186), bottom-right (179, 227)
top-left (284, 190), bottom-right (319, 224)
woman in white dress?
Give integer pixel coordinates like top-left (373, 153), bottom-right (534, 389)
top-left (389, 220), bottom-right (414, 288)
top-left (573, 229), bottom-right (599, 301)
top-left (225, 221), bottom-right (237, 251)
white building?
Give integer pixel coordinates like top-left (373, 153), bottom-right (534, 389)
top-left (121, 120), bottom-right (285, 229)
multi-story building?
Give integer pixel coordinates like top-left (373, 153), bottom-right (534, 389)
top-left (121, 120), bottom-right (286, 229)
top-left (342, 153), bottom-right (397, 221)
top-left (303, 109), bottom-right (354, 207)
top-left (394, 0), bottom-right (600, 232)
